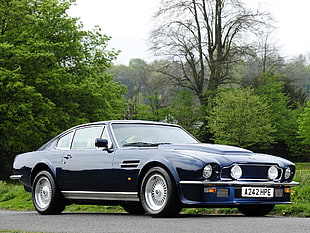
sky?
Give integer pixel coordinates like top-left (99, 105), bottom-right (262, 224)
top-left (69, 0), bottom-right (310, 65)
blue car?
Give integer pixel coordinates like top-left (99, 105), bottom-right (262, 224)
top-left (10, 120), bottom-right (298, 217)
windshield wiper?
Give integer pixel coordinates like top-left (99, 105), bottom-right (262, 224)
top-left (122, 142), bottom-right (171, 147)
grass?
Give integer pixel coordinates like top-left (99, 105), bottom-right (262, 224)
top-left (273, 164), bottom-right (310, 217)
top-left (1, 163), bottom-right (310, 217)
top-left (0, 181), bottom-right (123, 213)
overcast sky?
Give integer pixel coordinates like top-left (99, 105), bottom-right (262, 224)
top-left (69, 0), bottom-right (310, 65)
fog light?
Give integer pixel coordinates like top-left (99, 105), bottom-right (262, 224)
top-left (284, 188), bottom-right (291, 193)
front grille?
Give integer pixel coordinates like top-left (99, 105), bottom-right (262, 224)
top-left (221, 164), bottom-right (282, 181)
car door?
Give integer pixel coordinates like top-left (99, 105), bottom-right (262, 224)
top-left (59, 125), bottom-right (114, 191)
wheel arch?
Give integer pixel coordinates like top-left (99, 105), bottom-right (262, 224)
top-left (31, 162), bottom-right (55, 186)
top-left (138, 161), bottom-right (180, 197)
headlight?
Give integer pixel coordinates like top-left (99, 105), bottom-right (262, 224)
top-left (268, 166), bottom-right (279, 180)
top-left (230, 165), bottom-right (242, 180)
top-left (284, 167), bottom-right (291, 180)
top-left (203, 164), bottom-right (213, 179)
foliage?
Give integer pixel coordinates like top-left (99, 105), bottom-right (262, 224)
top-left (1, 0), bottom-right (310, 180)
top-left (256, 74), bottom-right (292, 138)
top-left (166, 90), bottom-right (202, 135)
top-left (298, 101), bottom-right (310, 147)
top-left (208, 88), bottom-right (275, 148)
top-left (273, 163), bottom-right (310, 217)
top-left (255, 74), bottom-right (305, 156)
top-left (150, 0), bottom-right (271, 105)
top-left (0, 0), bottom-right (126, 179)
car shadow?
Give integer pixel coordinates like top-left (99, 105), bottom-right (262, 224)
top-left (60, 212), bottom-right (277, 218)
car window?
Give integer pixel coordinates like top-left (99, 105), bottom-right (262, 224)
top-left (112, 123), bottom-right (199, 147)
top-left (57, 131), bottom-right (74, 149)
top-left (71, 126), bottom-right (104, 149)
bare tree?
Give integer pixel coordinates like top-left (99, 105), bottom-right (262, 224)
top-left (150, 0), bottom-right (271, 105)
top-left (241, 32), bottom-right (284, 88)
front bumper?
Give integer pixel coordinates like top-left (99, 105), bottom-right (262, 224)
top-left (180, 180), bottom-right (299, 187)
top-left (179, 180), bottom-right (299, 206)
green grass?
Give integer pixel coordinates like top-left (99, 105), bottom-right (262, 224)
top-left (1, 163), bottom-right (310, 217)
top-left (273, 163), bottom-right (310, 217)
top-left (0, 180), bottom-right (123, 213)
top-left (0, 181), bottom-right (33, 211)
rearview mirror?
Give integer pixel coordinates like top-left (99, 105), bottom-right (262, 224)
top-left (95, 138), bottom-right (113, 153)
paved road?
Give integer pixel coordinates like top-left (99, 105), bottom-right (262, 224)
top-left (1, 210), bottom-right (310, 233)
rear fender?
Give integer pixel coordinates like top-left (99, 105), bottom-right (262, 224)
top-left (31, 160), bottom-right (56, 186)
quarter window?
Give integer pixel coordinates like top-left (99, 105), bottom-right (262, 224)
top-left (57, 131), bottom-right (74, 149)
top-left (71, 126), bottom-right (104, 149)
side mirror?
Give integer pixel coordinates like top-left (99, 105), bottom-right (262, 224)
top-left (95, 138), bottom-right (113, 153)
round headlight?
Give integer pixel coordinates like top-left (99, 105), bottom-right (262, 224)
top-left (284, 167), bottom-right (291, 180)
top-left (268, 166), bottom-right (279, 180)
top-left (203, 164), bottom-right (213, 179)
top-left (230, 165), bottom-right (242, 180)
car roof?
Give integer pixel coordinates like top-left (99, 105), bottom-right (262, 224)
top-left (60, 120), bottom-right (180, 135)
top-left (73, 120), bottom-right (178, 128)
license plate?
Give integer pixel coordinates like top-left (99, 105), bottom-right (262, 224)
top-left (241, 187), bottom-right (274, 197)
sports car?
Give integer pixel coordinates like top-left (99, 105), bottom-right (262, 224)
top-left (10, 120), bottom-right (298, 217)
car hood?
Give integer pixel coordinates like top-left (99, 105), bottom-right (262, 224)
top-left (159, 143), bottom-right (290, 166)
top-left (159, 143), bottom-right (252, 155)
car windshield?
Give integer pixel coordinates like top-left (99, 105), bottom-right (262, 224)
top-left (112, 123), bottom-right (199, 147)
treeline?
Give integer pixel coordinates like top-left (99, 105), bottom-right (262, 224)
top-left (0, 0), bottom-right (309, 180)
top-left (0, 0), bottom-right (126, 179)
top-left (108, 0), bottom-right (309, 161)
top-left (110, 57), bottom-right (310, 159)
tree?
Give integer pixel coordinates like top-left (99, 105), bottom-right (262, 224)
top-left (150, 0), bottom-right (271, 105)
top-left (298, 101), bottom-right (310, 147)
top-left (281, 55), bottom-right (309, 106)
top-left (111, 59), bottom-right (175, 120)
top-left (166, 90), bottom-right (202, 136)
top-left (240, 33), bottom-right (285, 88)
top-left (255, 74), bottom-right (304, 156)
top-left (208, 88), bottom-right (275, 148)
top-left (0, 0), bottom-right (126, 179)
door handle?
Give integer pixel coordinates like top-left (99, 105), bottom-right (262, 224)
top-left (63, 155), bottom-right (72, 159)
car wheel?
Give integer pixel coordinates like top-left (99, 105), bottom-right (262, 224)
top-left (140, 167), bottom-right (181, 217)
top-left (238, 204), bottom-right (275, 216)
top-left (32, 171), bottom-right (65, 215)
top-left (121, 202), bottom-right (145, 215)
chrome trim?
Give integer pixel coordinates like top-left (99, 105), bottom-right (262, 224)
top-left (221, 178), bottom-right (273, 182)
top-left (119, 162), bottom-right (140, 168)
top-left (180, 180), bottom-right (299, 187)
top-left (10, 175), bottom-right (23, 180)
top-left (61, 191), bottom-right (139, 201)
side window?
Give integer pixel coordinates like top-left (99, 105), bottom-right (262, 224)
top-left (71, 126), bottom-right (103, 149)
top-left (57, 131), bottom-right (74, 149)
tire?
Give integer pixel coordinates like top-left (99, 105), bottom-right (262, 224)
top-left (140, 167), bottom-right (181, 218)
top-left (32, 171), bottom-right (66, 215)
top-left (121, 202), bottom-right (145, 215)
top-left (238, 204), bottom-right (275, 216)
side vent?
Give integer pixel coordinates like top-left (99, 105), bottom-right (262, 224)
top-left (119, 160), bottom-right (140, 168)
